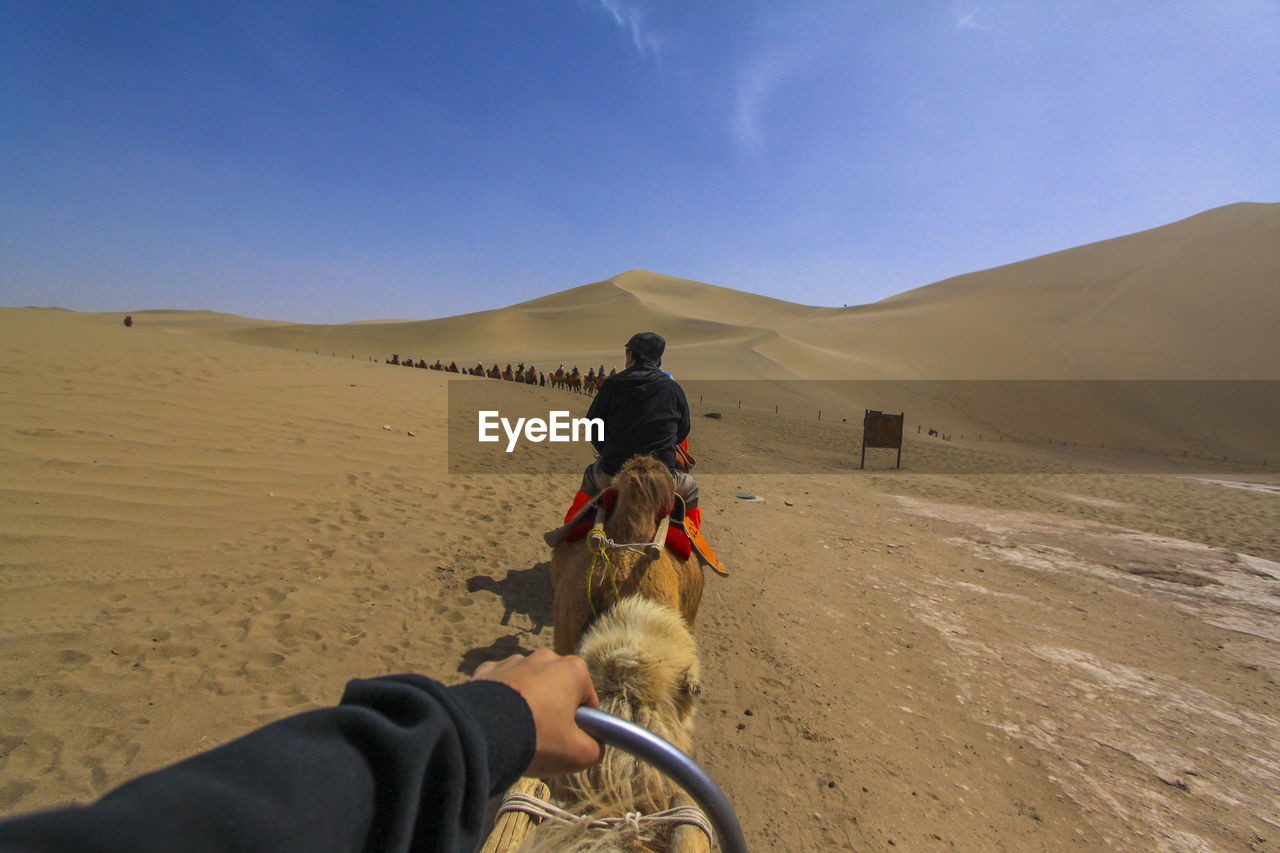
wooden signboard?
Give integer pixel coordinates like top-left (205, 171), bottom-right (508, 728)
top-left (861, 409), bottom-right (904, 469)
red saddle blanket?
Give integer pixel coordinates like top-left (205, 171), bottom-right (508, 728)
top-left (562, 488), bottom-right (693, 561)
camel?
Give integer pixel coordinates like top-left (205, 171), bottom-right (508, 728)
top-left (550, 454), bottom-right (703, 657)
top-left (484, 454), bottom-right (709, 851)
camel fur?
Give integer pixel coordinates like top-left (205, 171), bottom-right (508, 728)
top-left (502, 598), bottom-right (702, 851)
top-left (555, 594), bottom-right (702, 820)
top-left (550, 455), bottom-right (704, 656)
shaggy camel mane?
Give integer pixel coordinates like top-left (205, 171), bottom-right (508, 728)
top-left (554, 595), bottom-right (701, 824)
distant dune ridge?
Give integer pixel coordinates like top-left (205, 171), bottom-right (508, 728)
top-left (190, 202), bottom-right (1279, 381)
top-left (179, 202), bottom-right (1279, 461)
top-left (862, 201), bottom-right (1280, 380)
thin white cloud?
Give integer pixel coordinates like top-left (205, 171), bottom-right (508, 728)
top-left (589, 0), bottom-right (664, 60)
top-left (955, 4), bottom-right (992, 31)
top-left (733, 55), bottom-right (785, 152)
top-left (729, 11), bottom-right (817, 154)
top-left (226, 4), bottom-right (319, 84)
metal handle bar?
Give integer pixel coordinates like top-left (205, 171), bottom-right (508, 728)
top-left (574, 706), bottom-right (749, 853)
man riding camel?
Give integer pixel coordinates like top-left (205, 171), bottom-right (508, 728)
top-left (567, 332), bottom-right (700, 530)
top-left (548, 332), bottom-right (724, 575)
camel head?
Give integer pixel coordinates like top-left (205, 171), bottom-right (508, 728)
top-left (608, 455), bottom-right (675, 545)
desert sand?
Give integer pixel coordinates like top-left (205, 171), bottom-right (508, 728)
top-left (2, 204), bottom-right (1279, 851)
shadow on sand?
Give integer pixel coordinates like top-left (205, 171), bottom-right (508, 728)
top-left (466, 560), bottom-right (554, 635)
top-left (456, 634), bottom-right (539, 676)
top-left (459, 561), bottom-right (555, 675)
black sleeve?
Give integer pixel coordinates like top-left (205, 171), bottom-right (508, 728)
top-left (585, 384), bottom-right (610, 453)
top-left (0, 675), bottom-right (536, 853)
top-left (674, 383), bottom-right (690, 444)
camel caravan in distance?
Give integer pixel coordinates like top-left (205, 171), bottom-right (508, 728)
top-left (480, 455), bottom-right (725, 853)
top-left (549, 365), bottom-right (614, 396)
top-left (383, 355), bottom-right (617, 394)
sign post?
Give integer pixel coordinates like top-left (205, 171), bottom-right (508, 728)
top-left (861, 410), bottom-right (904, 469)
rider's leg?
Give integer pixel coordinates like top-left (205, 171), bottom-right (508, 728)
top-left (671, 470), bottom-right (701, 531)
top-left (580, 460), bottom-right (612, 494)
top-left (565, 460), bottom-right (612, 523)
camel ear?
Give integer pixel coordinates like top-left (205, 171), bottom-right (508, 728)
top-left (675, 664), bottom-right (702, 716)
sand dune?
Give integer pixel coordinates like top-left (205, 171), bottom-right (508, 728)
top-left (175, 203), bottom-right (1280, 462)
top-left (2, 205), bottom-right (1279, 850)
top-left (193, 204), bottom-right (1280, 387)
top-left (794, 202), bottom-right (1280, 379)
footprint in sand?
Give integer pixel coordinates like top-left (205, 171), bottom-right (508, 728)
top-left (244, 652), bottom-right (286, 676)
top-left (49, 649), bottom-right (93, 667)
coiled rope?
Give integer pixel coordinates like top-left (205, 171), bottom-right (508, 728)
top-left (495, 790), bottom-right (714, 840)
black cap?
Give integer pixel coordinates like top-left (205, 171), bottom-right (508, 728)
top-left (625, 332), bottom-right (666, 364)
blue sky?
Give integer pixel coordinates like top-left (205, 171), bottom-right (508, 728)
top-left (3, 2), bottom-right (1277, 323)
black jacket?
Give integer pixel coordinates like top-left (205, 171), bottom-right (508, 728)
top-left (585, 362), bottom-right (690, 475)
top-left (0, 675), bottom-right (535, 853)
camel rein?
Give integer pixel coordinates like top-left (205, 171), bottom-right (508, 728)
top-left (585, 502), bottom-right (672, 618)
